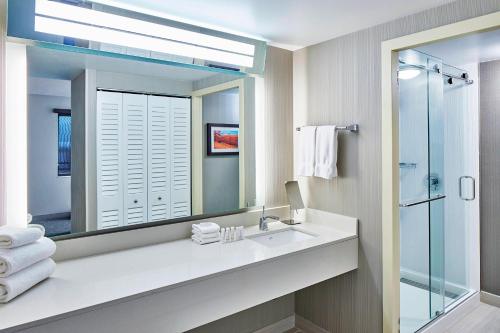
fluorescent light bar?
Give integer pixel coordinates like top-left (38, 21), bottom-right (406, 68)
top-left (89, 0), bottom-right (267, 42)
top-left (35, 16), bottom-right (254, 67)
top-left (35, 0), bottom-right (255, 57)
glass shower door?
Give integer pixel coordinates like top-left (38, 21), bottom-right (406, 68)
top-left (442, 64), bottom-right (476, 305)
top-left (398, 49), bottom-right (445, 333)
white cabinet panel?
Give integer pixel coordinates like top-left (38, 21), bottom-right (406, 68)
top-left (147, 95), bottom-right (171, 222)
top-left (96, 91), bottom-right (123, 229)
top-left (97, 93), bottom-right (191, 229)
top-left (123, 94), bottom-right (148, 225)
top-left (170, 98), bottom-right (191, 218)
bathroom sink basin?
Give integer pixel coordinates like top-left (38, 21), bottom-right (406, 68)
top-left (248, 229), bottom-right (315, 247)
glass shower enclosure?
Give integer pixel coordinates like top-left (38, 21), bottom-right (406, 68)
top-left (398, 49), bottom-right (474, 332)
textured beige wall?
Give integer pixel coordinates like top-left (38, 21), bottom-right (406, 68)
top-left (263, 46), bottom-right (294, 206)
top-left (293, 1), bottom-right (500, 332)
top-left (480, 59), bottom-right (500, 296)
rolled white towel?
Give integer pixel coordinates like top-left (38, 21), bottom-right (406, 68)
top-left (191, 234), bottom-right (220, 245)
top-left (192, 231), bottom-right (220, 240)
top-left (28, 224), bottom-right (46, 237)
top-left (0, 226), bottom-right (44, 249)
top-left (0, 258), bottom-right (55, 303)
top-left (192, 222), bottom-right (220, 234)
top-left (0, 237), bottom-right (56, 278)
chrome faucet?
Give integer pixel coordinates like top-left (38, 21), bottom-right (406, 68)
top-left (259, 206), bottom-right (280, 231)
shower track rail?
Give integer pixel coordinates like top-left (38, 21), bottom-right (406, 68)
top-left (399, 194), bottom-right (446, 208)
top-left (399, 61), bottom-right (474, 85)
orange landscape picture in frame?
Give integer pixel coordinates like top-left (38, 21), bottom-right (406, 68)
top-left (207, 123), bottom-right (239, 156)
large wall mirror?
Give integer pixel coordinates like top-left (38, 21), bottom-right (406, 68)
top-left (19, 44), bottom-right (257, 238)
top-left (3, 42), bottom-right (261, 240)
top-left (5, 0), bottom-right (265, 239)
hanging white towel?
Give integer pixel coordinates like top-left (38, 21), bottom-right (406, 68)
top-left (0, 226), bottom-right (43, 249)
top-left (192, 222), bottom-right (220, 234)
top-left (0, 258), bottom-right (55, 303)
top-left (297, 126), bottom-right (317, 177)
top-left (0, 237), bottom-right (56, 278)
top-left (314, 126), bottom-right (338, 179)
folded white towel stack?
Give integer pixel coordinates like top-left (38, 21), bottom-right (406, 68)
top-left (0, 258), bottom-right (55, 303)
top-left (0, 226), bottom-right (56, 303)
top-left (191, 222), bottom-right (220, 245)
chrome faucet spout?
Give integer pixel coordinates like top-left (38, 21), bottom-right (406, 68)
top-left (259, 206), bottom-right (280, 231)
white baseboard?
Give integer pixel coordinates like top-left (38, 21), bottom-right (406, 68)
top-left (480, 291), bottom-right (500, 308)
top-left (253, 315), bottom-right (295, 333)
top-left (418, 292), bottom-right (480, 333)
top-left (295, 314), bottom-right (329, 333)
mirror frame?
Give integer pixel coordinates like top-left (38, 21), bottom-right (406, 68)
top-left (52, 207), bottom-right (253, 241)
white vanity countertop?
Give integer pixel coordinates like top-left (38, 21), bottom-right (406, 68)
top-left (0, 219), bottom-right (357, 331)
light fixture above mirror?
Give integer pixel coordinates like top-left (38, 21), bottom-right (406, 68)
top-left (7, 0), bottom-right (267, 74)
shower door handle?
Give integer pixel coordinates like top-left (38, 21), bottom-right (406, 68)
top-left (459, 176), bottom-right (475, 201)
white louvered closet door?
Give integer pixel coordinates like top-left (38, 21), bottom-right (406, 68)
top-left (170, 97), bottom-right (191, 218)
top-left (147, 95), bottom-right (171, 222)
top-left (96, 91), bottom-right (124, 229)
top-left (123, 94), bottom-right (148, 225)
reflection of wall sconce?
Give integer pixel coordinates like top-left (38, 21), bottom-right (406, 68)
top-left (398, 68), bottom-right (421, 80)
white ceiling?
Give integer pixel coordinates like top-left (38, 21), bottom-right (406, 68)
top-left (93, 0), bottom-right (455, 50)
top-left (27, 46), bottom-right (220, 81)
top-left (417, 28), bottom-right (500, 66)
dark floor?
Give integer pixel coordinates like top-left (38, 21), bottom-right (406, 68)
top-left (35, 218), bottom-right (71, 237)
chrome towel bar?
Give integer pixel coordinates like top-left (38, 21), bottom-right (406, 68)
top-left (295, 124), bottom-right (359, 133)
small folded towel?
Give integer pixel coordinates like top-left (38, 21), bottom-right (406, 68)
top-left (192, 222), bottom-right (220, 234)
top-left (0, 258), bottom-right (55, 303)
top-left (314, 126), bottom-right (338, 179)
top-left (192, 231), bottom-right (220, 239)
top-left (297, 126), bottom-right (317, 177)
top-left (0, 226), bottom-right (44, 249)
top-left (191, 234), bottom-right (220, 245)
top-left (0, 237), bottom-right (56, 278)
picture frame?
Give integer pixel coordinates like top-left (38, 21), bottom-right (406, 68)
top-left (207, 123), bottom-right (240, 156)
